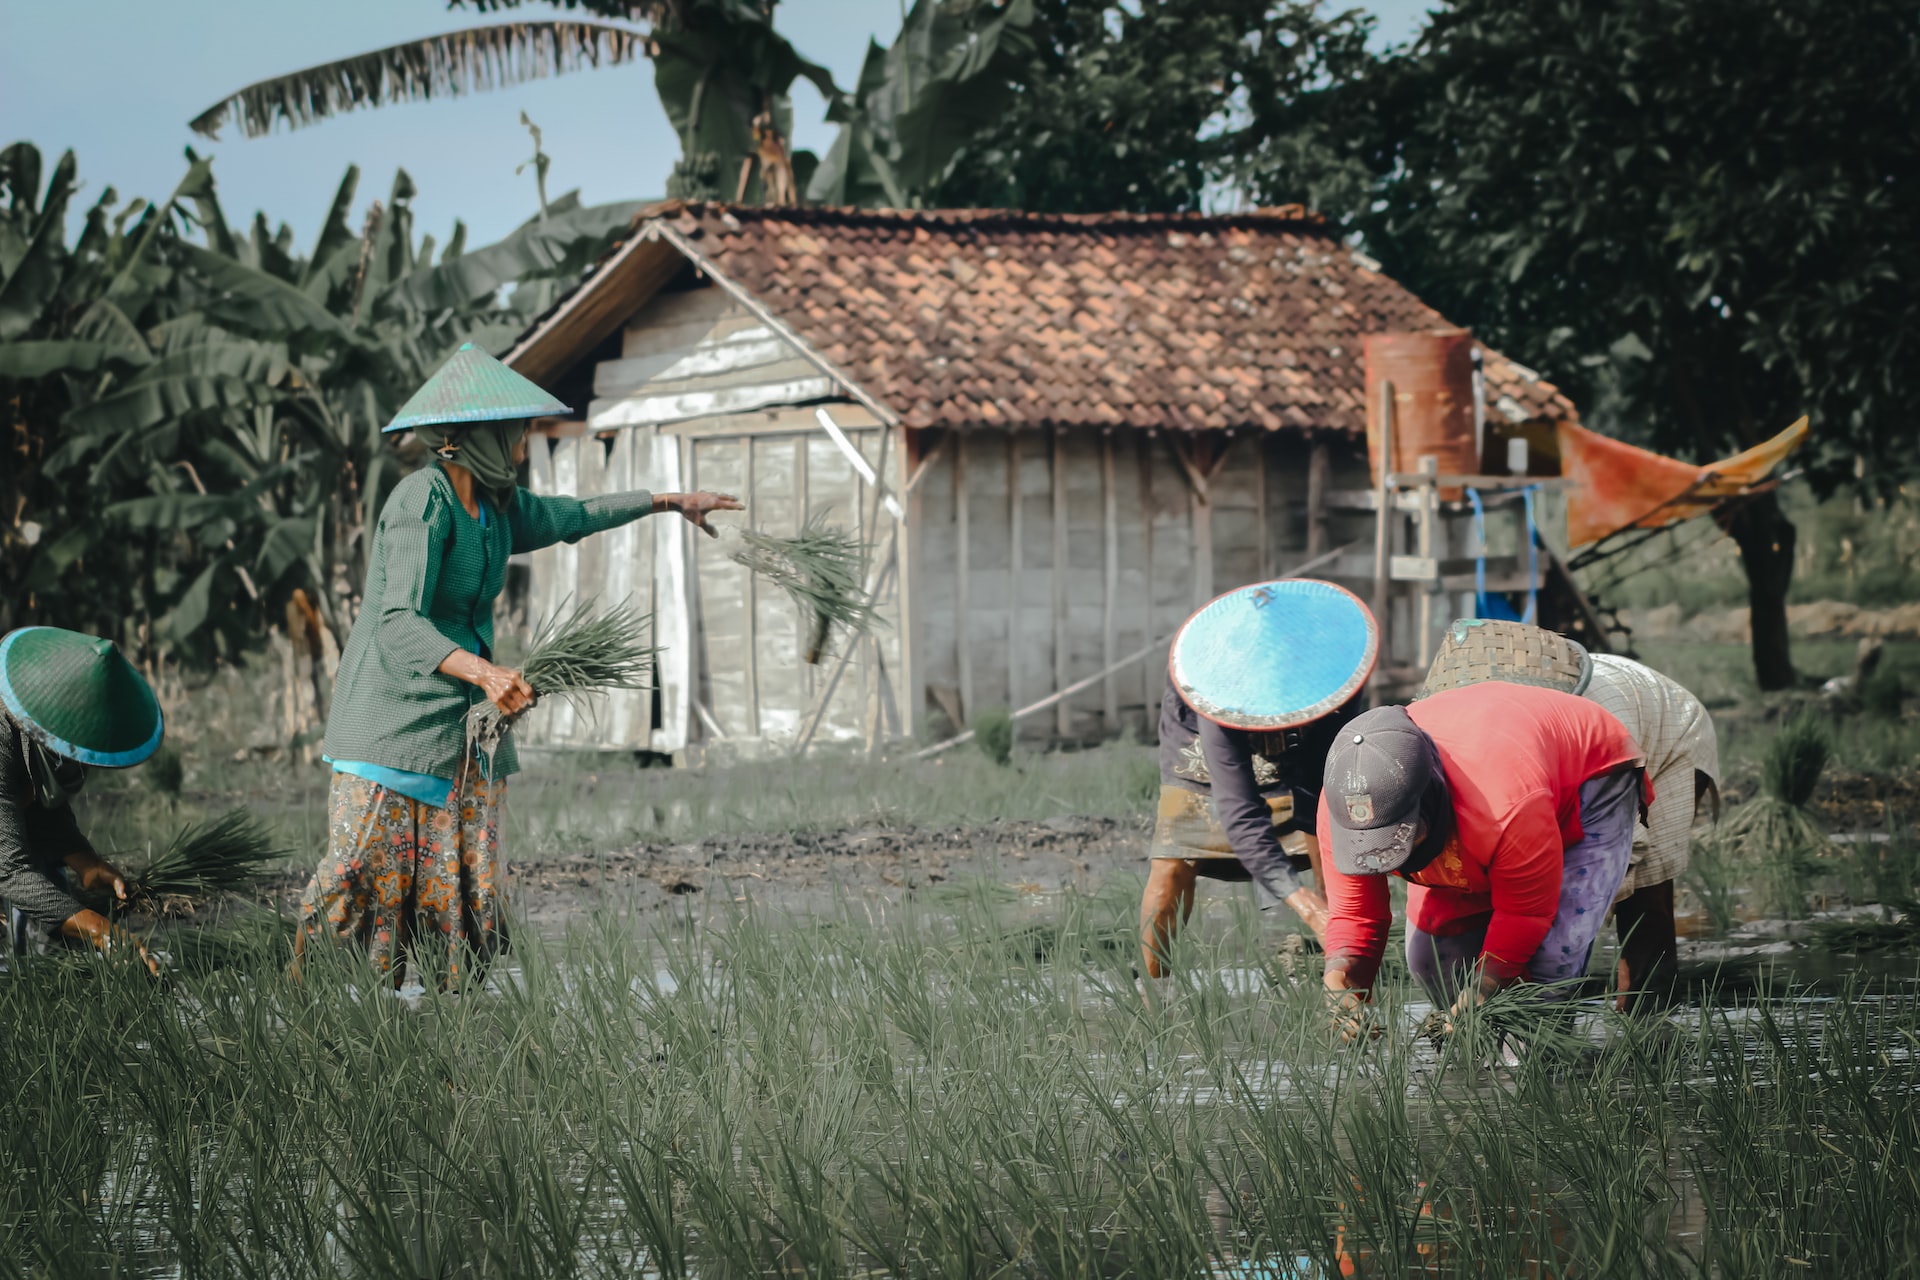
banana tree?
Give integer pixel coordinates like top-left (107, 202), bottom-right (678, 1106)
top-left (807, 0), bottom-right (1037, 207)
top-left (189, 0), bottom-right (835, 207)
top-left (2, 143), bottom-right (644, 663)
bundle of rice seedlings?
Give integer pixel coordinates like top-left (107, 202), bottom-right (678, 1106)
top-left (467, 598), bottom-right (655, 761)
top-left (728, 510), bottom-right (877, 663)
top-left (1720, 711), bottom-right (1833, 915)
top-left (127, 808), bottom-right (288, 909)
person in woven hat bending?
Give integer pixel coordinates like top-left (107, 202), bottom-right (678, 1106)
top-left (296, 344), bottom-right (741, 986)
top-left (0, 627), bottom-right (165, 975)
top-left (1315, 683), bottom-right (1649, 1026)
top-left (1421, 619), bottom-right (1719, 1010)
top-left (1140, 580), bottom-right (1376, 978)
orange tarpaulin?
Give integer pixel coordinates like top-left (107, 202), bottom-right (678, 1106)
top-left (1558, 416), bottom-right (1809, 548)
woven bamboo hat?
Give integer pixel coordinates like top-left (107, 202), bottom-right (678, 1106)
top-left (1420, 618), bottom-right (1593, 698)
top-left (0, 628), bottom-right (164, 766)
top-left (383, 342), bottom-right (569, 434)
top-left (1170, 580), bottom-right (1379, 731)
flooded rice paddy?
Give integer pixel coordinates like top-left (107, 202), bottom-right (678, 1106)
top-left (6, 884), bottom-right (1918, 1279)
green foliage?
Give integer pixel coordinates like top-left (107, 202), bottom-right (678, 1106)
top-left (1266, 0), bottom-right (1920, 494)
top-left (810, 0), bottom-right (1040, 207)
top-left (188, 21), bottom-right (651, 139)
top-left (1, 143), bottom-right (638, 664)
top-left (973, 705), bottom-right (1014, 766)
top-left (192, 0), bottom-right (832, 210)
top-left (936, 0), bottom-right (1372, 213)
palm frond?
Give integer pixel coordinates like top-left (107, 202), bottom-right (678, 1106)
top-left (190, 21), bottom-right (652, 140)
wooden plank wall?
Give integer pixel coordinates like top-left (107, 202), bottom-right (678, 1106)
top-left (590, 286), bottom-right (835, 430)
top-left (680, 415), bottom-right (905, 752)
top-left (521, 426), bottom-right (665, 752)
top-left (915, 428), bottom-right (1371, 743)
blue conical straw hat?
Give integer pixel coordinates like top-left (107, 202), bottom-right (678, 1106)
top-left (384, 342), bottom-right (570, 434)
top-left (0, 628), bottom-right (164, 767)
top-left (1170, 580), bottom-right (1378, 730)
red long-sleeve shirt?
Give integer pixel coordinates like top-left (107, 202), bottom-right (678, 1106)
top-left (1316, 683), bottom-right (1646, 986)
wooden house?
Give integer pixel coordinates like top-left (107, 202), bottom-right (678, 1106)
top-left (501, 203), bottom-right (1581, 758)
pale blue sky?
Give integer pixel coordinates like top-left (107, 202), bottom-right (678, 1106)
top-left (1, 0), bottom-right (1432, 252)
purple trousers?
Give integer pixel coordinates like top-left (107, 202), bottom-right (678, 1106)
top-left (1406, 766), bottom-right (1643, 1007)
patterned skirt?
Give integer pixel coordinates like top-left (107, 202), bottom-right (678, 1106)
top-left (294, 768), bottom-right (508, 986)
top-left (1149, 785), bottom-right (1311, 880)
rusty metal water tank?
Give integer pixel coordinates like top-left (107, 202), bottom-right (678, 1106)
top-left (1364, 330), bottom-right (1478, 498)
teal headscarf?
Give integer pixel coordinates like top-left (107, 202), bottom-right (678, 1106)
top-left (414, 420), bottom-right (524, 511)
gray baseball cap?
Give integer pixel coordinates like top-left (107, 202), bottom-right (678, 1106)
top-left (1322, 705), bottom-right (1439, 875)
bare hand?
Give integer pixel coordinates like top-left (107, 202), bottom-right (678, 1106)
top-left (1323, 964), bottom-right (1377, 1043)
top-left (64, 850), bottom-right (129, 903)
top-left (1442, 967), bottom-right (1510, 1034)
top-left (476, 663), bottom-right (536, 717)
top-left (1285, 886), bottom-right (1331, 942)
top-left (656, 491), bottom-right (744, 539)
top-left (61, 908), bottom-right (160, 978)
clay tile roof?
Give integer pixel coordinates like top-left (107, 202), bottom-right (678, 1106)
top-left (527, 202), bottom-right (1579, 435)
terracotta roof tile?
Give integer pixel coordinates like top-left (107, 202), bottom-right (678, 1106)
top-left (571, 203), bottom-right (1579, 434)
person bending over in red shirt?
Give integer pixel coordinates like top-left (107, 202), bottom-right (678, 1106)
top-left (1314, 683), bottom-right (1648, 1023)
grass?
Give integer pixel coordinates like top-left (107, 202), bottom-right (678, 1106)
top-left (19, 611), bottom-right (1920, 1275)
top-left (4, 890), bottom-right (1920, 1277)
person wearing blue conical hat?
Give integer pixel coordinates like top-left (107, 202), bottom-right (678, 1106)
top-left (295, 343), bottom-right (742, 986)
top-left (0, 627), bottom-right (164, 974)
top-left (1141, 580), bottom-right (1378, 978)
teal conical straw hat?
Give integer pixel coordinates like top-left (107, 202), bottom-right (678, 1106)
top-left (0, 628), bottom-right (165, 767)
top-left (383, 342), bottom-right (570, 434)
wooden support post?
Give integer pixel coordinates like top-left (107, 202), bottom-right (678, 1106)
top-left (898, 426), bottom-right (923, 741)
top-left (1306, 438), bottom-right (1330, 559)
top-left (1053, 429), bottom-right (1071, 739)
top-left (1254, 435), bottom-right (1271, 582)
top-left (1371, 383), bottom-right (1395, 685)
top-left (1414, 454), bottom-right (1439, 670)
top-left (1101, 431), bottom-right (1119, 734)
top-left (955, 433), bottom-right (972, 726)
top-left (744, 434), bottom-right (760, 737)
top-left (1139, 432), bottom-right (1157, 716)
top-left (1008, 431), bottom-right (1023, 716)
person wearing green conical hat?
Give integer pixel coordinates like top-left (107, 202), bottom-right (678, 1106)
top-left (295, 343), bottom-right (741, 986)
top-left (0, 627), bottom-right (164, 975)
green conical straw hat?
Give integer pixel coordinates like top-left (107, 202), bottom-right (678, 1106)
top-left (0, 628), bottom-right (165, 767)
top-left (383, 342), bottom-right (570, 434)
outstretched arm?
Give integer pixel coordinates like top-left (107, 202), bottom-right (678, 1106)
top-left (508, 489), bottom-right (743, 553)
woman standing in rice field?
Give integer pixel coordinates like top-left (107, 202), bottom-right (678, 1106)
top-left (295, 343), bottom-right (740, 985)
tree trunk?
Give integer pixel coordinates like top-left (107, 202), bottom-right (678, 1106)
top-left (1722, 490), bottom-right (1797, 691)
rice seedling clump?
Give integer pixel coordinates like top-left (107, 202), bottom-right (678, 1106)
top-left (728, 510), bottom-right (877, 662)
top-left (125, 806), bottom-right (288, 910)
top-left (467, 598), bottom-right (655, 760)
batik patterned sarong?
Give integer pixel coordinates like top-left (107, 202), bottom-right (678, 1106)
top-left (295, 768), bottom-right (508, 985)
